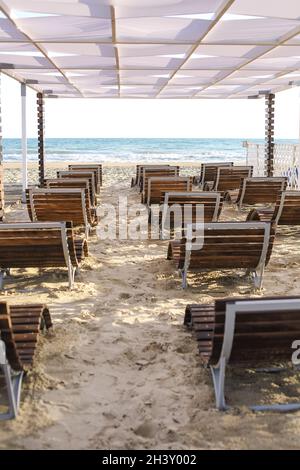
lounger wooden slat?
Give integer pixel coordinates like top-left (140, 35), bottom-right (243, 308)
top-left (226, 177), bottom-right (287, 208)
top-left (141, 166), bottom-right (179, 199)
top-left (159, 191), bottom-right (223, 239)
top-left (167, 222), bottom-right (275, 289)
top-left (247, 191), bottom-right (300, 225)
top-left (0, 301), bottom-right (52, 420)
top-left (198, 162), bottom-right (234, 189)
top-left (0, 222), bottom-right (88, 289)
top-left (68, 164), bottom-right (102, 191)
top-left (205, 166), bottom-right (253, 192)
top-left (26, 188), bottom-right (96, 238)
top-left (146, 176), bottom-right (192, 205)
top-left (57, 171), bottom-right (96, 206)
top-left (184, 296), bottom-right (300, 411)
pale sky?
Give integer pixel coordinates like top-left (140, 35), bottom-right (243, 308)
top-left (1, 73), bottom-right (299, 140)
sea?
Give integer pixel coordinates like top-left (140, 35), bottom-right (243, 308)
top-left (2, 138), bottom-right (297, 164)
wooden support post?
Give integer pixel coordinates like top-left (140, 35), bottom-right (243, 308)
top-left (265, 93), bottom-right (275, 177)
top-left (37, 92), bottom-right (45, 187)
top-left (0, 73), bottom-right (3, 221)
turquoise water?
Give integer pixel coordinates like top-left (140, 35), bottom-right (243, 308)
top-left (2, 138), bottom-right (297, 164)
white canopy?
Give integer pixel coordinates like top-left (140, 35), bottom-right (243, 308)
top-left (0, 0), bottom-right (300, 98)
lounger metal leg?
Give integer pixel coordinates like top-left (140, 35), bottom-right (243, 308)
top-left (253, 266), bottom-right (264, 289)
top-left (0, 271), bottom-right (4, 290)
top-left (210, 358), bottom-right (228, 411)
top-left (68, 266), bottom-right (76, 290)
top-left (0, 342), bottom-right (24, 420)
top-left (181, 269), bottom-right (188, 289)
top-left (251, 403), bottom-right (300, 412)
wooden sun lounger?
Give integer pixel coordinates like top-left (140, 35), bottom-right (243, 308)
top-left (146, 176), bottom-right (192, 205)
top-left (198, 162), bottom-right (234, 189)
top-left (0, 301), bottom-right (52, 420)
top-left (68, 164), bottom-right (102, 192)
top-left (247, 191), bottom-right (300, 225)
top-left (57, 171), bottom-right (96, 206)
top-left (167, 222), bottom-right (275, 289)
top-left (204, 166), bottom-right (253, 192)
top-left (0, 222), bottom-right (88, 289)
top-left (26, 188), bottom-right (96, 238)
top-left (184, 296), bottom-right (300, 411)
top-left (131, 164), bottom-right (172, 188)
top-left (160, 191), bottom-right (223, 239)
top-left (141, 166), bottom-right (179, 196)
top-left (45, 178), bottom-right (97, 224)
top-left (226, 177), bottom-right (287, 208)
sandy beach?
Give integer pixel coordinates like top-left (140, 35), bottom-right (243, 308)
top-left (0, 162), bottom-right (300, 450)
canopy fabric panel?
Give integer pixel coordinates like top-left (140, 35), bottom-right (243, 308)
top-left (0, 0), bottom-right (300, 98)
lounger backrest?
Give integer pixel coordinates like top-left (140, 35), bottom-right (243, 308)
top-left (161, 191), bottom-right (223, 224)
top-left (0, 163), bottom-right (3, 221)
top-left (142, 166), bottom-right (179, 196)
top-left (213, 166), bottom-right (253, 192)
top-left (26, 188), bottom-right (90, 228)
top-left (57, 171), bottom-right (96, 205)
top-left (147, 177), bottom-right (192, 205)
top-left (0, 302), bottom-right (23, 371)
top-left (68, 164), bottom-right (102, 190)
top-left (138, 165), bottom-right (172, 188)
top-left (237, 177), bottom-right (287, 206)
top-left (200, 163), bottom-right (234, 187)
top-left (271, 191), bottom-right (300, 225)
top-left (45, 178), bottom-right (93, 214)
top-left (185, 296), bottom-right (300, 368)
top-left (178, 222), bottom-right (274, 271)
top-left (0, 222), bottom-right (79, 269)
top-left (0, 302), bottom-right (52, 372)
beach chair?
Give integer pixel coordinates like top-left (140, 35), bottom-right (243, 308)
top-left (198, 163), bottom-right (234, 189)
top-left (141, 166), bottom-right (179, 197)
top-left (45, 178), bottom-right (97, 224)
top-left (247, 191), bottom-right (300, 225)
top-left (0, 163), bottom-right (3, 222)
top-left (167, 221), bottom-right (275, 289)
top-left (0, 222), bottom-right (88, 289)
top-left (0, 301), bottom-right (52, 420)
top-left (160, 191), bottom-right (223, 239)
top-left (184, 296), bottom-right (300, 411)
top-left (142, 168), bottom-right (181, 203)
top-left (57, 171), bottom-right (96, 206)
top-left (146, 176), bottom-right (192, 206)
top-left (26, 188), bottom-right (94, 238)
top-left (131, 164), bottom-right (167, 188)
top-left (68, 164), bottom-right (102, 192)
top-left (137, 165), bottom-right (177, 190)
top-left (205, 166), bottom-right (253, 192)
top-left (226, 177), bottom-right (287, 209)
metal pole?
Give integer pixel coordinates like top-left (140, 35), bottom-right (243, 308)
top-left (21, 82), bottom-right (27, 200)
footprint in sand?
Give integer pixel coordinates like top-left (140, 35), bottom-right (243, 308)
top-left (133, 421), bottom-right (157, 438)
top-left (119, 292), bottom-right (132, 300)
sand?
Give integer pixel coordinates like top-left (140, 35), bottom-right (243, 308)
top-left (0, 162), bottom-right (300, 450)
